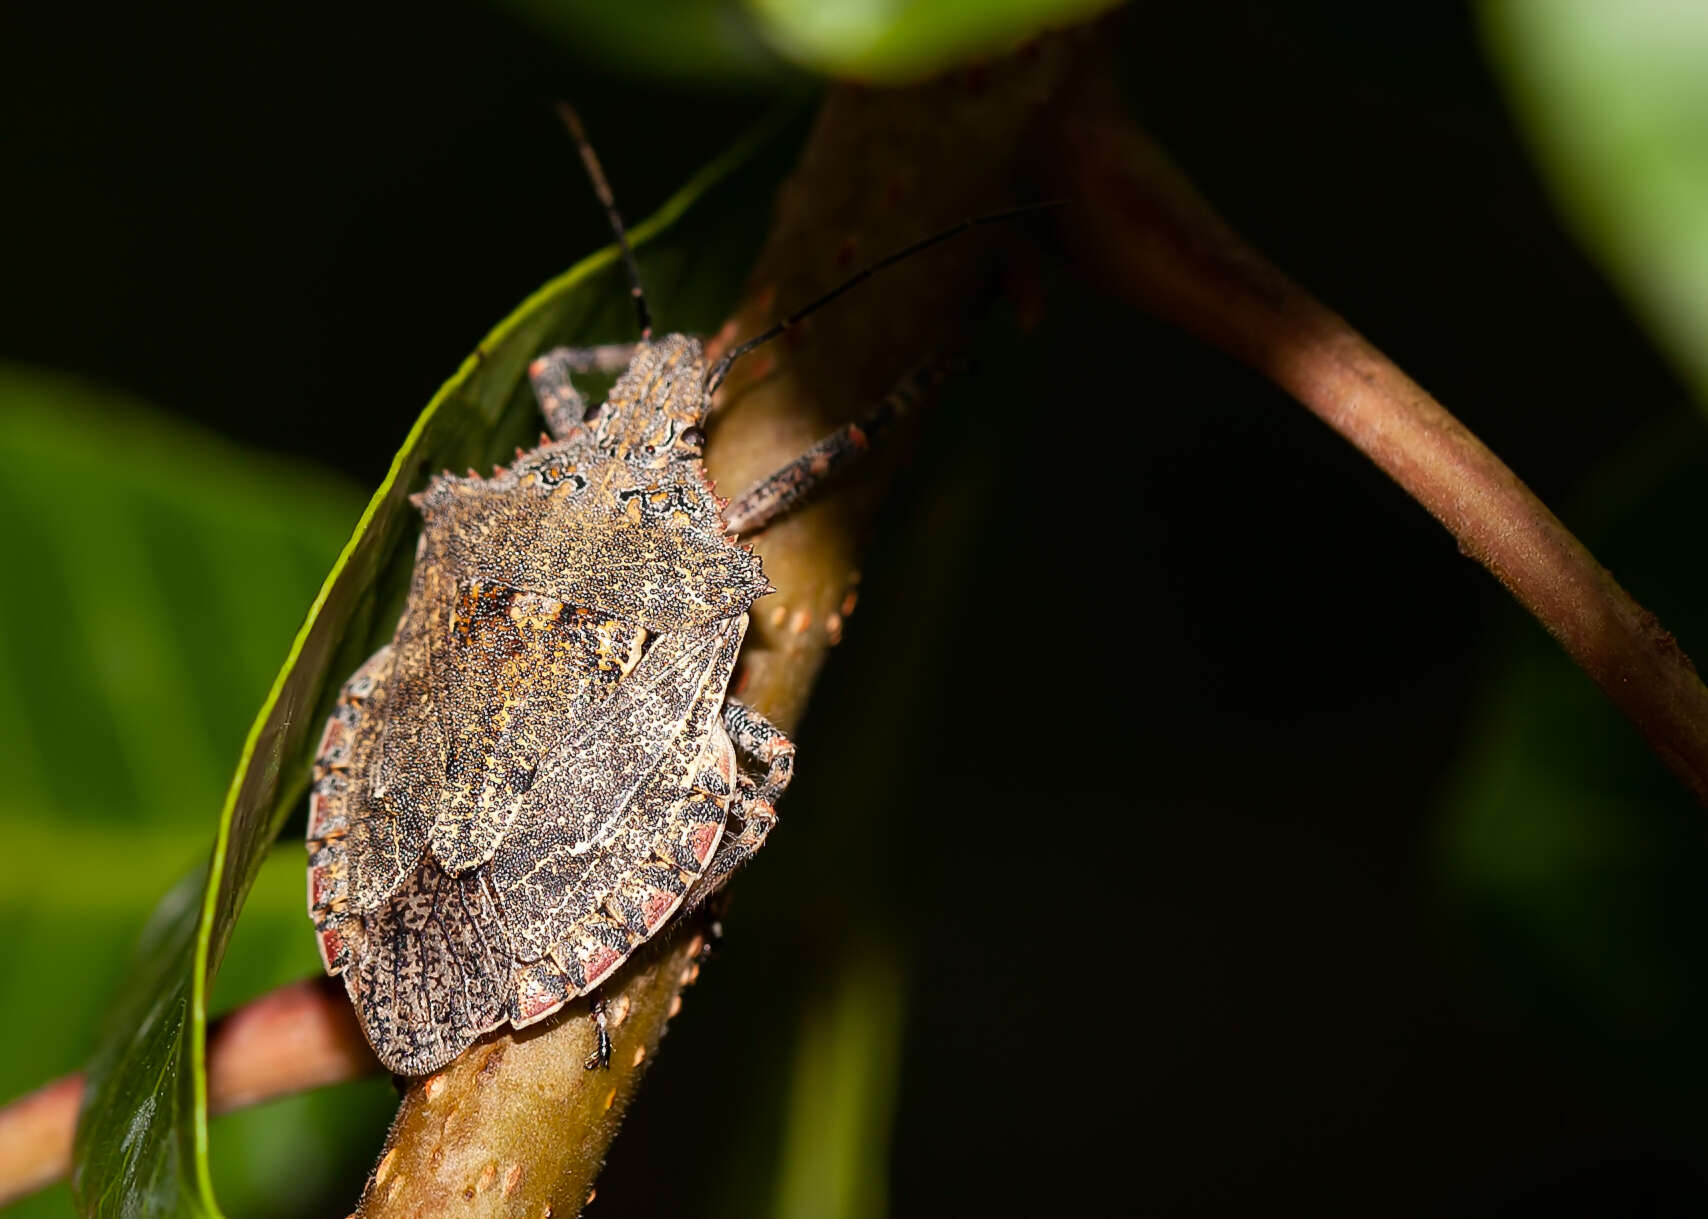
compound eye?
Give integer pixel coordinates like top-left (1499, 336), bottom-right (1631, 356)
top-left (680, 425), bottom-right (707, 450)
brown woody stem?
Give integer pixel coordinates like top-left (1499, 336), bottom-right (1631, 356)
top-left (1045, 70), bottom-right (1708, 807)
top-left (0, 978), bottom-right (376, 1208)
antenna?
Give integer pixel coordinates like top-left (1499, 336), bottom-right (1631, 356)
top-left (556, 101), bottom-right (652, 340)
top-left (703, 200), bottom-right (1062, 396)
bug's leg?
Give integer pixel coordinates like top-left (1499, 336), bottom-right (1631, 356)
top-left (684, 700), bottom-right (795, 909)
top-left (695, 894), bottom-right (727, 963)
top-left (685, 777), bottom-right (769, 912)
top-left (722, 362), bottom-right (953, 536)
top-left (723, 699), bottom-right (795, 811)
top-left (583, 991), bottom-right (613, 1071)
top-left (529, 343), bottom-right (638, 438)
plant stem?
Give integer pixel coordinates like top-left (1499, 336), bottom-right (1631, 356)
top-left (1043, 66), bottom-right (1708, 807)
top-left (0, 978), bottom-right (374, 1207)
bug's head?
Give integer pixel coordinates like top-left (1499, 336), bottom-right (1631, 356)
top-left (590, 334), bottom-right (710, 468)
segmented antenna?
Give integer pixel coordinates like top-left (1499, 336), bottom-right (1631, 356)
top-left (703, 200), bottom-right (1063, 396)
top-left (556, 101), bottom-right (652, 340)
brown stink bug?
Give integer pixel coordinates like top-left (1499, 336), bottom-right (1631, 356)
top-left (306, 107), bottom-right (1037, 1075)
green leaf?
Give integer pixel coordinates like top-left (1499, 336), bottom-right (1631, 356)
top-left (1481, 0), bottom-right (1708, 409)
top-left (70, 113), bottom-right (790, 1219)
top-left (0, 371), bottom-right (361, 1219)
top-left (744, 0), bottom-right (1122, 82)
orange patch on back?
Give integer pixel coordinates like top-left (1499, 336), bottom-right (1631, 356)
top-left (316, 924), bottom-right (347, 973)
top-left (307, 786), bottom-right (343, 839)
top-left (689, 821), bottom-right (720, 866)
top-left (315, 715), bottom-right (350, 766)
top-left (582, 943), bottom-right (624, 989)
top-left (308, 863), bottom-right (341, 908)
top-left (514, 963), bottom-right (569, 1024)
top-left (642, 888), bottom-right (676, 931)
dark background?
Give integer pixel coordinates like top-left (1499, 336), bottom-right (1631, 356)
top-left (6, 2), bottom-right (1708, 1214)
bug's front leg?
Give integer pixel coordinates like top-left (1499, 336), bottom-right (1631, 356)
top-left (528, 342), bottom-right (638, 438)
top-left (722, 361), bottom-right (953, 535)
top-left (684, 699), bottom-right (795, 909)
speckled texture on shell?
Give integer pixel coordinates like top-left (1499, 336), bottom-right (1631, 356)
top-left (307, 336), bottom-right (771, 1075)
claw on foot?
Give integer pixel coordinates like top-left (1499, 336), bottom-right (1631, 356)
top-left (584, 992), bottom-right (613, 1071)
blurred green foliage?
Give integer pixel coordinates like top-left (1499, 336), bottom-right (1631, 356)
top-left (745, 0), bottom-right (1122, 82)
top-left (1482, 0), bottom-right (1708, 409)
top-left (770, 948), bottom-right (905, 1219)
top-left (495, 0), bottom-right (1122, 83)
top-left (1437, 0), bottom-right (1708, 1148)
top-left (0, 370), bottom-right (366, 1218)
top-left (490, 0), bottom-right (793, 86)
top-left (1436, 417), bottom-right (1708, 1134)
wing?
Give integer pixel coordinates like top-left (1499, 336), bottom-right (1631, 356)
top-left (307, 640), bottom-right (396, 972)
top-left (491, 614), bottom-right (746, 966)
top-left (347, 860), bottom-right (514, 1076)
top-left (307, 548), bottom-right (460, 931)
top-left (337, 558), bottom-right (451, 914)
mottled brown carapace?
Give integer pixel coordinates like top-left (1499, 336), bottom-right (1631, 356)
top-left (306, 336), bottom-right (793, 1075)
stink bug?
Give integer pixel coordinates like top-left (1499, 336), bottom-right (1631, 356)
top-left (306, 105), bottom-right (1030, 1075)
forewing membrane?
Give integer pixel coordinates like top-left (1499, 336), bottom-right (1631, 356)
top-left (491, 615), bottom-right (746, 961)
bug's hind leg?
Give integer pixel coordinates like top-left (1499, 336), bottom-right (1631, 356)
top-left (722, 699), bottom-right (795, 811)
top-left (582, 991), bottom-right (612, 1071)
top-left (529, 343), bottom-right (638, 437)
top-left (683, 700), bottom-right (795, 910)
top-left (722, 361), bottom-right (953, 536)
